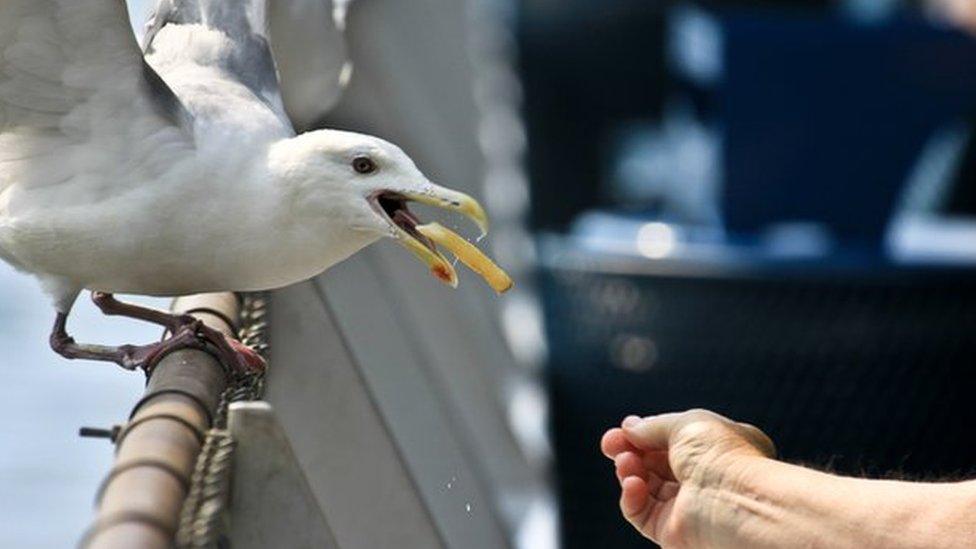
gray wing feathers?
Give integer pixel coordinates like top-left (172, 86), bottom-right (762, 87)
top-left (268, 0), bottom-right (351, 131)
top-left (144, 0), bottom-right (283, 120)
top-left (0, 0), bottom-right (189, 191)
top-left (145, 0), bottom-right (352, 132)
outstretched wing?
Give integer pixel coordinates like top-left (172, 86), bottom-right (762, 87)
top-left (143, 0), bottom-right (352, 133)
top-left (0, 0), bottom-right (191, 194)
top-left (268, 0), bottom-right (353, 131)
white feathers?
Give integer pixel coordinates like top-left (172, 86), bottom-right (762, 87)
top-left (0, 0), bottom-right (190, 197)
top-left (0, 0), bottom-right (387, 313)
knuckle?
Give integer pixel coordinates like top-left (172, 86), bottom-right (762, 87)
top-left (684, 408), bottom-right (713, 418)
top-left (735, 422), bottom-right (777, 457)
top-left (675, 418), bottom-right (717, 441)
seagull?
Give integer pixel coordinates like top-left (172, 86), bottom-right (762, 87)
top-left (0, 0), bottom-right (507, 376)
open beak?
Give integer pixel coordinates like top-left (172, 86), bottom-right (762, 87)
top-left (367, 184), bottom-right (506, 291)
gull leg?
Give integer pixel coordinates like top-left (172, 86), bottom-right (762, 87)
top-left (90, 291), bottom-right (194, 334)
top-left (90, 292), bottom-right (266, 375)
top-left (48, 292), bottom-right (266, 376)
top-left (92, 292), bottom-right (266, 375)
top-left (48, 311), bottom-right (200, 371)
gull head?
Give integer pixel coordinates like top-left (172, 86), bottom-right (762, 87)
top-left (268, 129), bottom-right (490, 287)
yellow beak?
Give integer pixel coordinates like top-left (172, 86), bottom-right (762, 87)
top-left (378, 185), bottom-right (510, 292)
top-left (395, 227), bottom-right (459, 288)
top-left (400, 185), bottom-right (489, 237)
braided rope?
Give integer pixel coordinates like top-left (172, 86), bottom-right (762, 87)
top-left (175, 292), bottom-right (270, 548)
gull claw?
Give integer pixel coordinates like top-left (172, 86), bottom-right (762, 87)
top-left (142, 322), bottom-right (266, 379)
top-left (50, 294), bottom-right (265, 379)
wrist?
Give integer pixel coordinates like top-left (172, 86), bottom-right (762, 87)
top-left (688, 456), bottom-right (848, 549)
top-left (677, 453), bottom-right (774, 549)
top-left (691, 459), bottom-right (976, 549)
top-left (706, 456), bottom-right (781, 547)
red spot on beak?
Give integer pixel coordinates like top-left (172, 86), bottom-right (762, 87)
top-left (432, 265), bottom-right (452, 284)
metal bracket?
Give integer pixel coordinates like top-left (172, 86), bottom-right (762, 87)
top-left (227, 401), bottom-right (339, 549)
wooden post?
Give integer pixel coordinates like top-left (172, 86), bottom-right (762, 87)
top-left (81, 293), bottom-right (240, 549)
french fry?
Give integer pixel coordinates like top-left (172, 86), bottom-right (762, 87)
top-left (417, 222), bottom-right (514, 294)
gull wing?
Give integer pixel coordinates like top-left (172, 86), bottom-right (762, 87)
top-left (0, 0), bottom-right (191, 194)
top-left (268, 0), bottom-right (353, 131)
top-left (144, 0), bottom-right (352, 133)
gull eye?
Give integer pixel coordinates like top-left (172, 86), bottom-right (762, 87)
top-left (352, 155), bottom-right (377, 175)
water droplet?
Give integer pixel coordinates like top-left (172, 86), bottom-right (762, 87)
top-left (445, 476), bottom-right (457, 490)
top-left (465, 503), bottom-right (472, 513)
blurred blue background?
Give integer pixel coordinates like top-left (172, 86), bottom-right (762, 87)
top-left (0, 2), bottom-right (154, 547)
top-left (517, 1), bottom-right (976, 547)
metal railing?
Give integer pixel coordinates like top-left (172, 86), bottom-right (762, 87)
top-left (79, 293), bottom-right (268, 548)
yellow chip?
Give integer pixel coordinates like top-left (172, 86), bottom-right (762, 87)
top-left (417, 222), bottom-right (514, 294)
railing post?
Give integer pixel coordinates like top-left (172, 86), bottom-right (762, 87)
top-left (81, 293), bottom-right (240, 549)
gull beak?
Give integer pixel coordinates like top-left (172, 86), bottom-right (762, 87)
top-left (367, 183), bottom-right (502, 290)
top-left (401, 185), bottom-right (489, 237)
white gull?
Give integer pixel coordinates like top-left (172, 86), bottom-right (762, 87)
top-left (0, 0), bottom-right (494, 374)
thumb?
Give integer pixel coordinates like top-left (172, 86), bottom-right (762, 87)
top-left (621, 411), bottom-right (692, 451)
top-left (622, 409), bottom-right (748, 452)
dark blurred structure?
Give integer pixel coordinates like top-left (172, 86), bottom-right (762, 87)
top-left (518, 0), bottom-right (669, 232)
top-left (950, 128), bottom-right (976, 214)
top-left (722, 16), bottom-right (976, 243)
top-left (539, 238), bottom-right (976, 547)
top-left (518, 1), bottom-right (976, 547)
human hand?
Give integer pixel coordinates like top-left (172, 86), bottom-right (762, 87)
top-left (600, 409), bottom-right (776, 548)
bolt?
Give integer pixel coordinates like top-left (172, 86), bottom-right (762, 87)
top-left (79, 425), bottom-right (122, 442)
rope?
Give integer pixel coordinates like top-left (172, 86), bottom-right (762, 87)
top-left (175, 292), bottom-right (270, 548)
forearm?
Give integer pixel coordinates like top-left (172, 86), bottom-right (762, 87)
top-left (697, 457), bottom-right (976, 549)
